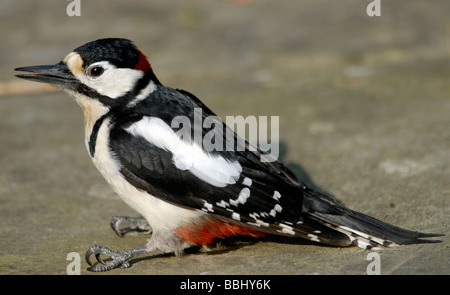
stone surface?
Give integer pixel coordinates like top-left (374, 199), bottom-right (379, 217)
top-left (0, 0), bottom-right (448, 275)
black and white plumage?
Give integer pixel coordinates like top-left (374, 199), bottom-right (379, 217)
top-left (15, 38), bottom-right (442, 272)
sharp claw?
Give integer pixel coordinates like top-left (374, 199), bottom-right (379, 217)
top-left (85, 245), bottom-right (98, 267)
top-left (85, 245), bottom-right (108, 267)
top-left (110, 216), bottom-right (124, 237)
top-left (95, 253), bottom-right (107, 265)
top-left (85, 245), bottom-right (127, 271)
top-left (110, 216), bottom-right (152, 237)
top-left (85, 245), bottom-right (147, 272)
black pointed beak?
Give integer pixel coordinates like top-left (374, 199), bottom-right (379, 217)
top-left (15, 63), bottom-right (76, 88)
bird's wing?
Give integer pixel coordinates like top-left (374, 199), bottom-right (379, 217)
top-left (108, 114), bottom-right (306, 234)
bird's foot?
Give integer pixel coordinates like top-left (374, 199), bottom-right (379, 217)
top-left (110, 216), bottom-right (152, 237)
top-left (85, 245), bottom-right (147, 272)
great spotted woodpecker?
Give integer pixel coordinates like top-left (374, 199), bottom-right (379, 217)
top-left (15, 38), bottom-right (441, 272)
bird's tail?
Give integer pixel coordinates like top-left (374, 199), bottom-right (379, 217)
top-left (297, 187), bottom-right (443, 249)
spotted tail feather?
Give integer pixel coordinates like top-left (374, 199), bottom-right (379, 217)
top-left (300, 188), bottom-right (443, 249)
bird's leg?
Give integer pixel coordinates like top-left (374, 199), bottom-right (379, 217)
top-left (85, 245), bottom-right (149, 272)
top-left (86, 229), bottom-right (194, 272)
top-left (110, 216), bottom-right (152, 237)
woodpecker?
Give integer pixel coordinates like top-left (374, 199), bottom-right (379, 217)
top-left (15, 38), bottom-right (442, 272)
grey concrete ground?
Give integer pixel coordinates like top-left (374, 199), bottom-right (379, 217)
top-left (0, 0), bottom-right (448, 275)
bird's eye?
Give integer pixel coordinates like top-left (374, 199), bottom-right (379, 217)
top-left (89, 66), bottom-right (104, 77)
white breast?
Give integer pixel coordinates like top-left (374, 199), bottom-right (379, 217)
top-left (88, 116), bottom-right (205, 232)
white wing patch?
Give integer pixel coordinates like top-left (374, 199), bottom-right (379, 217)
top-left (125, 116), bottom-right (242, 187)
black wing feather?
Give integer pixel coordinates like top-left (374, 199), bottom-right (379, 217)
top-left (108, 109), bottom-right (305, 231)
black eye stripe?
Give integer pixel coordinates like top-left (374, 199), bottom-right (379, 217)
top-left (90, 66), bottom-right (104, 77)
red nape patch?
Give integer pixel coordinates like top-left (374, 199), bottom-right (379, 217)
top-left (174, 219), bottom-right (266, 246)
top-left (134, 49), bottom-right (152, 72)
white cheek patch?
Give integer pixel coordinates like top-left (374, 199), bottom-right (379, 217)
top-left (125, 117), bottom-right (242, 187)
top-left (86, 66), bottom-right (144, 99)
top-left (64, 52), bottom-right (144, 99)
